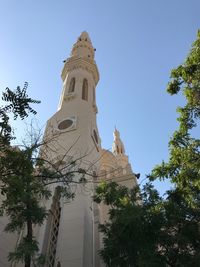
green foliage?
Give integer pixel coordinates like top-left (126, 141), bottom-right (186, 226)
top-left (95, 182), bottom-right (166, 267)
top-left (95, 182), bottom-right (200, 266)
top-left (0, 84), bottom-right (47, 266)
top-left (0, 82), bottom-right (40, 147)
top-left (95, 30), bottom-right (200, 267)
top-left (8, 238), bottom-right (39, 263)
top-left (0, 83), bottom-right (83, 266)
top-left (1, 82), bottom-right (40, 120)
top-left (150, 29), bottom-right (200, 192)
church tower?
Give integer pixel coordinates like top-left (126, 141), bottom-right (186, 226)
top-left (112, 127), bottom-right (133, 175)
top-left (44, 31), bottom-right (100, 164)
top-left (39, 32), bottom-right (102, 267)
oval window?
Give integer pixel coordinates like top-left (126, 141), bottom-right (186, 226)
top-left (93, 129), bottom-right (98, 144)
top-left (58, 119), bottom-right (73, 130)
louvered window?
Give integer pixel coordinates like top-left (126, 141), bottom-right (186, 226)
top-left (46, 187), bottom-right (61, 267)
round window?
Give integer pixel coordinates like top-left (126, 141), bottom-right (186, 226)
top-left (93, 129), bottom-right (98, 144)
top-left (58, 119), bottom-right (73, 130)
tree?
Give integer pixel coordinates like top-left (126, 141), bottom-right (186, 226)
top-left (0, 82), bottom-right (40, 147)
top-left (94, 30), bottom-right (200, 266)
top-left (0, 84), bottom-right (82, 267)
top-left (148, 29), bottom-right (200, 266)
top-left (0, 83), bottom-right (49, 267)
top-left (94, 182), bottom-right (166, 266)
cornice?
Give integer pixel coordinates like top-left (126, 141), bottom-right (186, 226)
top-left (71, 43), bottom-right (95, 59)
top-left (103, 173), bottom-right (136, 184)
top-left (61, 57), bottom-right (99, 85)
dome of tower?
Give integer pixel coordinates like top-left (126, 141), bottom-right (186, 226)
top-left (79, 31), bottom-right (92, 43)
top-left (71, 31), bottom-right (95, 60)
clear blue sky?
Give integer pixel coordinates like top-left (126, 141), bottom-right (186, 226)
top-left (0, 0), bottom-right (199, 195)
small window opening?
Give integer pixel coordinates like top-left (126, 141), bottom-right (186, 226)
top-left (93, 87), bottom-right (96, 103)
top-left (68, 77), bottom-right (75, 93)
top-left (93, 129), bottom-right (98, 144)
top-left (82, 79), bottom-right (88, 101)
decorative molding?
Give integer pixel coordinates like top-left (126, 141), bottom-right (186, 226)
top-left (72, 43), bottom-right (94, 58)
top-left (61, 57), bottom-right (99, 85)
top-left (64, 92), bottom-right (76, 102)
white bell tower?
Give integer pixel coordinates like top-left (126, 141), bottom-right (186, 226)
top-left (40, 32), bottom-right (102, 267)
top-left (46, 31), bottom-right (100, 162)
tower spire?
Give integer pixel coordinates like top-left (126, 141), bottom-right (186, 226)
top-left (61, 31), bottom-right (99, 90)
top-left (112, 128), bottom-right (125, 156)
top-left (70, 31), bottom-right (95, 60)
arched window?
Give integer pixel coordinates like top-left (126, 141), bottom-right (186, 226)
top-left (68, 77), bottom-right (75, 93)
top-left (82, 79), bottom-right (88, 101)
